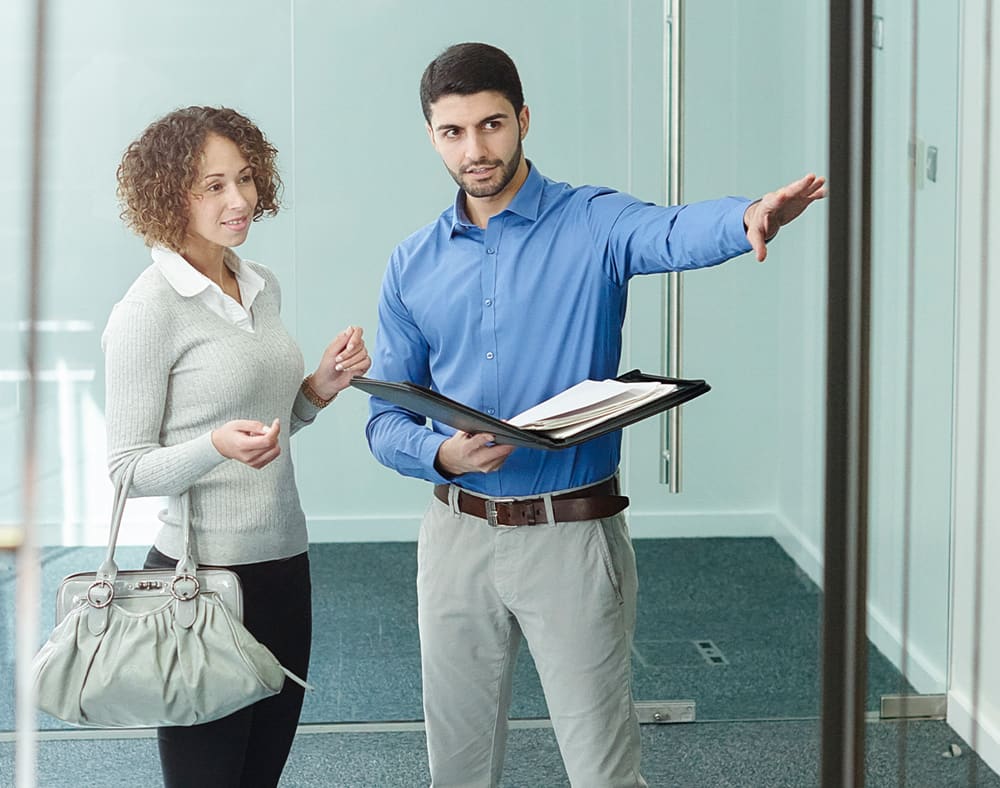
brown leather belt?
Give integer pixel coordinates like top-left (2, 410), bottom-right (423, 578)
top-left (433, 478), bottom-right (629, 527)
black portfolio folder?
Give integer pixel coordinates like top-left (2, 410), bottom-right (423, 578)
top-left (351, 369), bottom-right (711, 450)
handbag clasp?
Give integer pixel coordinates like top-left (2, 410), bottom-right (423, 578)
top-left (86, 579), bottom-right (114, 608)
top-left (170, 573), bottom-right (201, 601)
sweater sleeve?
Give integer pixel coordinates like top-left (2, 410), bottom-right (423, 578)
top-left (290, 388), bottom-right (322, 434)
top-left (102, 298), bottom-right (226, 496)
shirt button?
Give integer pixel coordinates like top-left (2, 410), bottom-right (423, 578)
top-left (486, 352), bottom-right (494, 360)
top-left (487, 408), bottom-right (495, 415)
top-left (484, 299), bottom-right (492, 307)
top-left (486, 248), bottom-right (496, 254)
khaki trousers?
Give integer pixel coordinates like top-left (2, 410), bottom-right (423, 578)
top-left (417, 494), bottom-right (648, 787)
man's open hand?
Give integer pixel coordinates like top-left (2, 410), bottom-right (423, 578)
top-left (744, 173), bottom-right (827, 261)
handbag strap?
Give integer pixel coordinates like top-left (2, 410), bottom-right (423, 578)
top-left (175, 492), bottom-right (197, 577)
top-left (96, 457), bottom-right (138, 580)
top-left (97, 456), bottom-right (197, 581)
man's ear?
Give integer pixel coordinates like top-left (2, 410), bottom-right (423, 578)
top-left (518, 105), bottom-right (530, 140)
top-left (426, 122), bottom-right (436, 148)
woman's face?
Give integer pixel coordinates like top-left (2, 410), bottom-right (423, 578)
top-left (183, 133), bottom-right (258, 262)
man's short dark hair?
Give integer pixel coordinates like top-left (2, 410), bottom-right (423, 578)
top-left (419, 42), bottom-right (524, 122)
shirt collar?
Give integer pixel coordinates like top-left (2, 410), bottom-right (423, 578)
top-left (449, 160), bottom-right (544, 236)
top-left (151, 245), bottom-right (264, 299)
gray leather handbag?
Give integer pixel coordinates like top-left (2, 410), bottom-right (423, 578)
top-left (31, 459), bottom-right (310, 728)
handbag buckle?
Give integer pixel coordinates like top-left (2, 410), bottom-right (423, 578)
top-left (170, 573), bottom-right (201, 601)
top-left (86, 579), bottom-right (114, 608)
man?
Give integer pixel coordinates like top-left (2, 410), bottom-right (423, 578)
top-left (366, 42), bottom-right (826, 787)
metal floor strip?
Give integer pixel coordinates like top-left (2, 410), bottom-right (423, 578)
top-left (0, 718), bottom-right (561, 743)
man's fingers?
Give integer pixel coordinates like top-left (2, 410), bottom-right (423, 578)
top-left (467, 433), bottom-right (515, 466)
top-left (436, 430), bottom-right (514, 475)
top-left (792, 173), bottom-right (827, 200)
top-left (748, 225), bottom-right (767, 262)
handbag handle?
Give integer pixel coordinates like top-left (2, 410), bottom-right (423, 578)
top-left (96, 457), bottom-right (197, 581)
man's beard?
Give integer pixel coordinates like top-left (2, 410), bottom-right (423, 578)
top-left (451, 138), bottom-right (523, 198)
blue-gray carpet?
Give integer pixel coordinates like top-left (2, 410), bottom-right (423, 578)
top-left (2, 537), bottom-right (994, 787)
top-left (2, 538), bottom-right (910, 728)
top-left (2, 720), bottom-right (998, 787)
top-left (303, 537), bottom-right (909, 723)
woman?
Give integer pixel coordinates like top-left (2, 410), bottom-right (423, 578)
top-left (103, 105), bottom-right (370, 787)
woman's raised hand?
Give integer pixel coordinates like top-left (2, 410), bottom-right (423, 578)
top-left (308, 325), bottom-right (372, 400)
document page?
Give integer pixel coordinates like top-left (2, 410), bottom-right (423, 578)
top-left (509, 379), bottom-right (677, 437)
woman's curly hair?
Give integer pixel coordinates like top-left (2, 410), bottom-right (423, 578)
top-left (117, 106), bottom-right (282, 252)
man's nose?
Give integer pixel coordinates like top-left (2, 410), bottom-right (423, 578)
top-left (464, 130), bottom-right (488, 161)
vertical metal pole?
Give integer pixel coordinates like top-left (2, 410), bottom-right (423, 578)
top-left (822, 0), bottom-right (873, 785)
top-left (896, 0), bottom-right (920, 781)
top-left (969, 4), bottom-right (993, 783)
top-left (16, 0), bottom-right (47, 785)
top-left (661, 0), bottom-right (683, 491)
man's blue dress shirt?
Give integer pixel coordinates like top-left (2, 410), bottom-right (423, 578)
top-left (367, 164), bottom-right (753, 497)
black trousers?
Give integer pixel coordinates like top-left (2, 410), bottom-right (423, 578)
top-left (144, 546), bottom-right (312, 788)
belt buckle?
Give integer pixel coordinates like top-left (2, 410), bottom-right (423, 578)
top-left (485, 498), bottom-right (516, 528)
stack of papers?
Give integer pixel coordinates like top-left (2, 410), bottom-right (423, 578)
top-left (508, 379), bottom-right (678, 439)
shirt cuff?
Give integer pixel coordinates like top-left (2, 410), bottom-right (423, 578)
top-left (727, 198), bottom-right (756, 255)
top-left (417, 431), bottom-right (453, 485)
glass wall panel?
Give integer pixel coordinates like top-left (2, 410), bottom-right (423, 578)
top-left (3, 0), bottom-right (953, 750)
top-left (866, 0), bottom-right (956, 702)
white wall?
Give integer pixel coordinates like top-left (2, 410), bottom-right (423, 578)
top-left (948, 0), bottom-right (1000, 773)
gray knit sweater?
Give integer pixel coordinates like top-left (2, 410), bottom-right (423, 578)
top-left (102, 256), bottom-right (322, 566)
